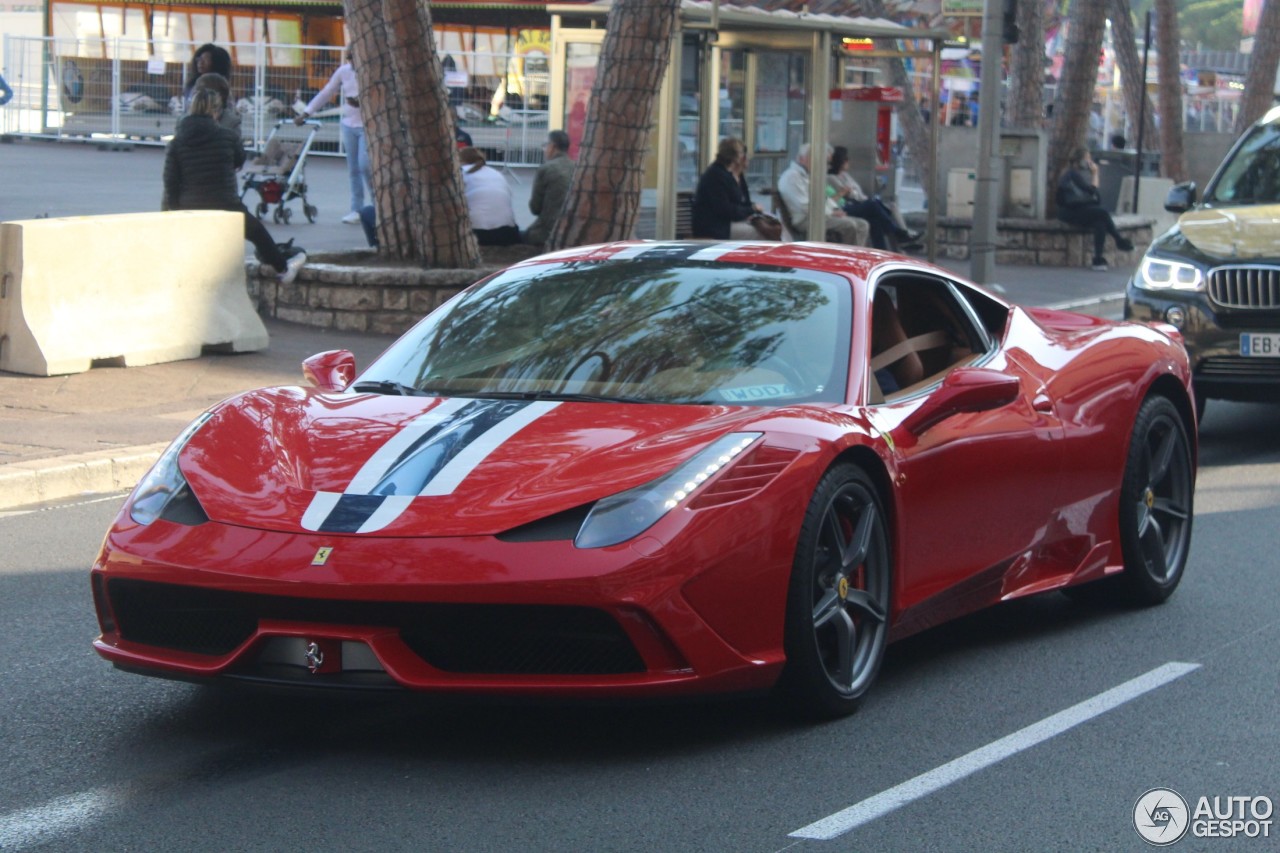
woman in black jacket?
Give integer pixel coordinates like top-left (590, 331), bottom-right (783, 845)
top-left (692, 137), bottom-right (764, 240)
top-left (163, 79), bottom-right (305, 283)
top-left (1056, 147), bottom-right (1133, 271)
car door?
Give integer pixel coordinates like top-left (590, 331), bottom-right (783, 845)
top-left (862, 273), bottom-right (1066, 617)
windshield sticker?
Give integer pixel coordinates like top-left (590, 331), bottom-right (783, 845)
top-left (718, 384), bottom-right (795, 402)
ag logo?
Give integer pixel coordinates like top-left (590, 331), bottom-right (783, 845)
top-left (1134, 788), bottom-right (1190, 846)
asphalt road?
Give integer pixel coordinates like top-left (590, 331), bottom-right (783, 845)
top-left (2, 401), bottom-right (1278, 852)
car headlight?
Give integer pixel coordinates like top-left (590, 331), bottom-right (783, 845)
top-left (1138, 257), bottom-right (1204, 290)
top-left (574, 432), bottom-right (762, 549)
top-left (129, 412), bottom-right (213, 525)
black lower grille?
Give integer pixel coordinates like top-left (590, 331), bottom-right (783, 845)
top-left (1198, 356), bottom-right (1280, 380)
top-left (107, 579), bottom-right (644, 675)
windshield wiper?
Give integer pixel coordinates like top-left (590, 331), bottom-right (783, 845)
top-left (350, 380), bottom-right (428, 396)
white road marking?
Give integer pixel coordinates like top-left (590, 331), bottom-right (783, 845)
top-left (0, 787), bottom-right (122, 849)
top-left (789, 661), bottom-right (1201, 841)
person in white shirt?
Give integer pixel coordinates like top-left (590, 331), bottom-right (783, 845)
top-left (777, 143), bottom-right (868, 245)
top-left (296, 49), bottom-right (372, 224)
top-left (459, 147), bottom-right (519, 245)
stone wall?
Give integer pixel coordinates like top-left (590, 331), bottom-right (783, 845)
top-left (245, 251), bottom-right (523, 337)
top-left (924, 213), bottom-right (1156, 268)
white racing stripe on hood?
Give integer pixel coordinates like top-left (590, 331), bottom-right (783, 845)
top-left (301, 490), bottom-right (342, 531)
top-left (346, 397), bottom-right (472, 494)
top-left (418, 401), bottom-right (560, 496)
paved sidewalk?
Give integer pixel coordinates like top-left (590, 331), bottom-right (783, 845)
top-left (0, 137), bottom-right (1134, 511)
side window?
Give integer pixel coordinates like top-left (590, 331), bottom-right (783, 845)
top-left (869, 275), bottom-right (997, 402)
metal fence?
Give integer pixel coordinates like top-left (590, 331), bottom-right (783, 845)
top-left (1, 35), bottom-right (551, 166)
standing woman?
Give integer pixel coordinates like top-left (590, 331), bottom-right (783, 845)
top-left (1056, 147), bottom-right (1134, 271)
top-left (183, 44), bottom-right (232, 110)
top-left (296, 48), bottom-right (372, 225)
top-left (458, 147), bottom-right (520, 245)
top-left (163, 80), bottom-right (306, 284)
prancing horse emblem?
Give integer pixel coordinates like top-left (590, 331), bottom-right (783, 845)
top-left (304, 642), bottom-right (325, 673)
top-left (311, 546), bottom-right (334, 566)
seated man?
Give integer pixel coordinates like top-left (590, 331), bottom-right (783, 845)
top-left (525, 129), bottom-right (575, 247)
top-left (778, 143), bottom-right (869, 245)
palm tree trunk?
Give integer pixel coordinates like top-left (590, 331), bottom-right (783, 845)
top-left (1006, 0), bottom-right (1047, 129)
top-left (344, 0), bottom-right (420, 259)
top-left (1154, 0), bottom-right (1188, 181)
top-left (1237, 0), bottom-right (1280, 133)
top-left (549, 0), bottom-right (681, 249)
top-left (1107, 0), bottom-right (1158, 146)
top-left (381, 0), bottom-right (479, 267)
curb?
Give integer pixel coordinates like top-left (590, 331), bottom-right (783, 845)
top-left (0, 443), bottom-right (166, 512)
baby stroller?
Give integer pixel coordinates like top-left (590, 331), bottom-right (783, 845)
top-left (240, 120), bottom-right (321, 224)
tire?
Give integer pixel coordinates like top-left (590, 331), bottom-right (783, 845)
top-left (256, 202), bottom-right (269, 219)
top-left (1116, 395), bottom-right (1194, 605)
top-left (304, 204), bottom-right (317, 224)
top-left (779, 463), bottom-right (892, 718)
top-left (272, 206), bottom-right (283, 224)
top-left (281, 207), bottom-right (293, 224)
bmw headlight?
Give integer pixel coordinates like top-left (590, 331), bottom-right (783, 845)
top-left (1138, 257), bottom-right (1204, 291)
top-left (129, 412), bottom-right (213, 525)
top-left (574, 433), bottom-right (762, 549)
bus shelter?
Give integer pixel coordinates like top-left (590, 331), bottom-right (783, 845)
top-left (547, 0), bottom-right (950, 253)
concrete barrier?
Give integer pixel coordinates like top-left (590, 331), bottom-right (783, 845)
top-left (0, 211), bottom-right (268, 376)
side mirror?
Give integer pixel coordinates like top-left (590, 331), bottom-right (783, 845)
top-left (901, 368), bottom-right (1020, 436)
top-left (1165, 181), bottom-right (1197, 213)
top-left (302, 349), bottom-right (357, 392)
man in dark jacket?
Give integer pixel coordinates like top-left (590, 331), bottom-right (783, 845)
top-left (692, 137), bottom-right (762, 240)
top-left (163, 76), bottom-right (305, 283)
top-left (525, 130), bottom-right (574, 246)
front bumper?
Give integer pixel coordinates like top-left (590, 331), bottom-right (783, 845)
top-left (1125, 284), bottom-right (1280, 402)
top-left (91, 502), bottom-right (799, 698)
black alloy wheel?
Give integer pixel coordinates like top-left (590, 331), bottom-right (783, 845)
top-left (1117, 395), bottom-right (1194, 604)
top-left (780, 463), bottom-right (891, 718)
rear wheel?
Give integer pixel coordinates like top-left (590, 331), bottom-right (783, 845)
top-left (255, 201), bottom-right (269, 219)
top-left (304, 204), bottom-right (318, 223)
top-left (779, 463), bottom-right (891, 718)
top-left (1116, 395), bottom-right (1194, 604)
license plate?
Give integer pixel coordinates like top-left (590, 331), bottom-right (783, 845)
top-left (1240, 333), bottom-right (1280, 357)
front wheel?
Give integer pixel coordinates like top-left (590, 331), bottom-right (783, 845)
top-left (1117, 395), bottom-right (1194, 605)
top-left (779, 463), bottom-right (891, 718)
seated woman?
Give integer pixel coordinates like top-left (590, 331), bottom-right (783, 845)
top-left (827, 145), bottom-right (920, 251)
top-left (1056, 147), bottom-right (1134, 271)
top-left (459, 147), bottom-right (520, 246)
top-left (692, 137), bottom-right (772, 240)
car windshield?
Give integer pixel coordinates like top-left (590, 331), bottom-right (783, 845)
top-left (362, 259), bottom-right (852, 405)
top-left (1207, 121), bottom-right (1280, 204)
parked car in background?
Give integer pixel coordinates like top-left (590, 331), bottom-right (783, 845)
top-left (1126, 105), bottom-right (1280, 418)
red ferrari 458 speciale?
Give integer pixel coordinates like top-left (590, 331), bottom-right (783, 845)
top-left (91, 241), bottom-right (1197, 717)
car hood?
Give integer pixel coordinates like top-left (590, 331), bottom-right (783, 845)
top-left (179, 387), bottom-right (780, 536)
top-left (1178, 205), bottom-right (1280, 260)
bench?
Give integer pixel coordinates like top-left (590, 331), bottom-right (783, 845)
top-left (0, 211), bottom-right (268, 375)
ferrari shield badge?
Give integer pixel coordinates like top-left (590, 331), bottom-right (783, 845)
top-left (311, 546), bottom-right (334, 566)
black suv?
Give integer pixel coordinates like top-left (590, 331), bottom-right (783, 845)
top-left (1125, 106), bottom-right (1280, 417)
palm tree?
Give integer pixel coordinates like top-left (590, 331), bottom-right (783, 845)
top-left (1007, 0), bottom-right (1049, 129)
top-left (1237, 0), bottom-right (1280, 133)
top-left (343, 0), bottom-right (478, 267)
top-left (548, 0), bottom-right (681, 249)
top-left (1153, 0), bottom-right (1188, 181)
top-left (1108, 0), bottom-right (1158, 146)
